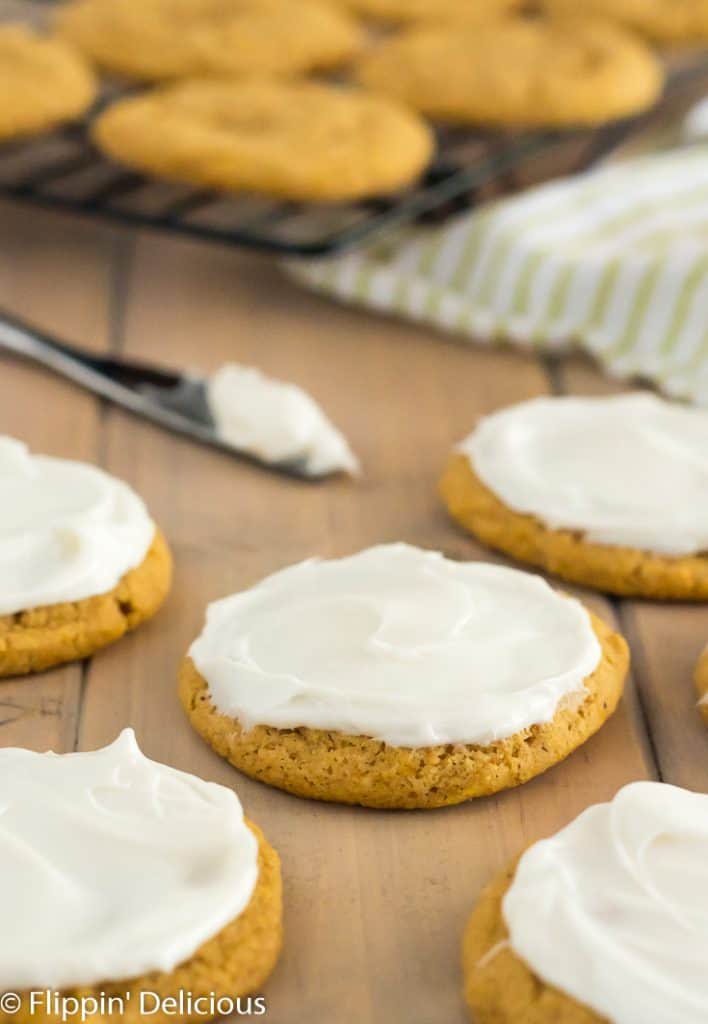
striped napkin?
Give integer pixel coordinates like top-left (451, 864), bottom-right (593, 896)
top-left (289, 146), bottom-right (708, 406)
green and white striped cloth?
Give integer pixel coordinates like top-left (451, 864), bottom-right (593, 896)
top-left (289, 147), bottom-right (708, 406)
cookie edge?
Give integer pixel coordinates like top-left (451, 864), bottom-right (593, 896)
top-left (178, 610), bottom-right (628, 809)
top-left (0, 527), bottom-right (173, 678)
top-left (462, 856), bottom-right (606, 1023)
top-left (440, 452), bottom-right (708, 600)
top-left (2, 820), bottom-right (282, 1024)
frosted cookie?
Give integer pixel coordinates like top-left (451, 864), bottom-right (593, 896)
top-left (93, 79), bottom-right (434, 202)
top-left (325, 0), bottom-right (519, 25)
top-left (0, 437), bottom-right (172, 678)
top-left (695, 647), bottom-right (708, 726)
top-left (440, 393), bottom-right (708, 600)
top-left (0, 24), bottom-right (95, 143)
top-left (180, 544), bottom-right (628, 809)
top-left (463, 781), bottom-right (708, 1023)
top-left (355, 14), bottom-right (663, 127)
top-left (0, 730), bottom-right (281, 1024)
top-left (56, 0), bottom-right (363, 82)
top-left (545, 0), bottom-right (708, 44)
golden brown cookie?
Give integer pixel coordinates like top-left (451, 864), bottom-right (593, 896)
top-left (93, 78), bottom-right (434, 201)
top-left (355, 14), bottom-right (664, 126)
top-left (179, 611), bottom-right (628, 809)
top-left (544, 0), bottom-right (708, 44)
top-left (0, 24), bottom-right (95, 143)
top-left (0, 821), bottom-right (282, 1024)
top-left (56, 0), bottom-right (363, 81)
top-left (0, 529), bottom-right (172, 678)
top-left (325, 0), bottom-right (519, 24)
top-left (695, 647), bottom-right (708, 726)
top-left (462, 858), bottom-right (605, 1023)
top-left (440, 453), bottom-right (708, 600)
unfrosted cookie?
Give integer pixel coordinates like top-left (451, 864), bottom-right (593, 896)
top-left (0, 24), bottom-right (95, 142)
top-left (93, 79), bottom-right (434, 201)
top-left (179, 544), bottom-right (628, 809)
top-left (56, 0), bottom-right (363, 81)
top-left (325, 0), bottom-right (519, 24)
top-left (440, 394), bottom-right (708, 600)
top-left (463, 782), bottom-right (708, 1023)
top-left (544, 0), bottom-right (708, 44)
top-left (695, 647), bottom-right (708, 726)
top-left (0, 437), bottom-right (172, 677)
top-left (0, 732), bottom-right (282, 1024)
top-left (355, 14), bottom-right (664, 126)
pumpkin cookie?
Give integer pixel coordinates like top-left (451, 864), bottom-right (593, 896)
top-left (180, 544), bottom-right (628, 809)
top-left (441, 394), bottom-right (708, 600)
top-left (463, 782), bottom-right (708, 1023)
top-left (0, 24), bottom-right (95, 142)
top-left (463, 860), bottom-right (602, 1024)
top-left (0, 437), bottom-right (172, 678)
top-left (695, 646), bottom-right (708, 726)
top-left (0, 530), bottom-right (172, 678)
top-left (56, 0), bottom-right (363, 81)
top-left (326, 0), bottom-right (519, 25)
top-left (0, 731), bottom-right (282, 1024)
top-left (544, 0), bottom-right (708, 44)
top-left (355, 14), bottom-right (664, 126)
top-left (93, 79), bottom-right (434, 201)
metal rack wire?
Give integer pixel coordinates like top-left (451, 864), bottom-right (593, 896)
top-left (1, 51), bottom-right (707, 257)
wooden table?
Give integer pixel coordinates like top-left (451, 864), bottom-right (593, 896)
top-left (1, 199), bottom-right (707, 1024)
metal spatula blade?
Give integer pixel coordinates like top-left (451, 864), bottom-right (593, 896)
top-left (0, 310), bottom-right (316, 478)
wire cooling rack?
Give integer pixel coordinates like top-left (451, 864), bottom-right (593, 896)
top-left (1, 46), bottom-right (707, 257)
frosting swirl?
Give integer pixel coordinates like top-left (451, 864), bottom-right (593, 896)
top-left (189, 543), bottom-right (601, 747)
top-left (0, 437), bottom-right (155, 615)
top-left (460, 393), bottom-right (708, 556)
top-left (503, 781), bottom-right (708, 1024)
top-left (0, 730), bottom-right (258, 989)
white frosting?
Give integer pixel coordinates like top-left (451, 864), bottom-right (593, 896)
top-left (189, 543), bottom-right (601, 748)
top-left (683, 96), bottom-right (708, 141)
top-left (503, 781), bottom-right (708, 1024)
top-left (0, 437), bottom-right (155, 615)
top-left (207, 363), bottom-right (359, 477)
top-left (461, 393), bottom-right (708, 556)
top-left (0, 730), bottom-right (258, 989)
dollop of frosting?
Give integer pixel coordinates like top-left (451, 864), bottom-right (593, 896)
top-left (207, 363), bottom-right (359, 477)
top-left (0, 730), bottom-right (258, 990)
top-left (189, 543), bottom-right (601, 748)
top-left (698, 645), bottom-right (708, 707)
top-left (0, 436), bottom-right (155, 615)
top-left (683, 95), bottom-right (708, 141)
top-left (460, 393), bottom-right (708, 556)
top-left (503, 781), bottom-right (708, 1024)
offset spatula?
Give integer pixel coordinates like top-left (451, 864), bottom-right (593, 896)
top-left (0, 309), bottom-right (318, 479)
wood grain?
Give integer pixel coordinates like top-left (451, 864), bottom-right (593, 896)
top-left (0, 209), bottom-right (669, 1024)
